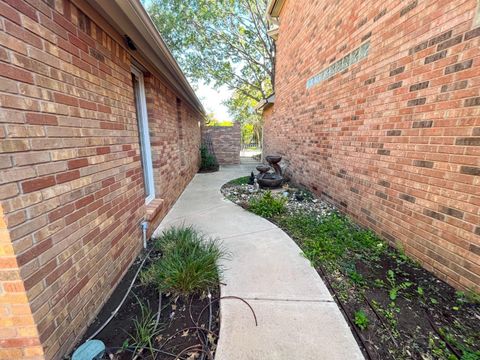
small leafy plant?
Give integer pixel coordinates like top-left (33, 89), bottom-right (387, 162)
top-left (386, 269), bottom-right (412, 301)
top-left (200, 145), bottom-right (218, 171)
top-left (126, 297), bottom-right (162, 358)
top-left (456, 290), bottom-right (480, 305)
top-left (348, 270), bottom-right (365, 286)
top-left (141, 226), bottom-right (225, 296)
top-left (354, 310), bottom-right (370, 330)
top-left (374, 278), bottom-right (385, 288)
top-left (248, 191), bottom-right (286, 218)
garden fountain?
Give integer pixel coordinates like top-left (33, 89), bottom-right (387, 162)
top-left (256, 155), bottom-right (284, 188)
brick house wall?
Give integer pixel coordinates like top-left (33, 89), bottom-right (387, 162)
top-left (261, 105), bottom-right (273, 160)
top-left (145, 75), bottom-right (202, 222)
top-left (202, 122), bottom-right (241, 164)
top-left (264, 0), bottom-right (480, 291)
top-left (0, 0), bottom-right (202, 358)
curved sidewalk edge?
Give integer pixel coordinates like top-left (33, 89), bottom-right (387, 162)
top-left (154, 161), bottom-right (364, 360)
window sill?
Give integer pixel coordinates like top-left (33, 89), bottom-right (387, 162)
top-left (146, 198), bottom-right (164, 221)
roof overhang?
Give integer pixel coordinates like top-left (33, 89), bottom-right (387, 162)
top-left (267, 26), bottom-right (279, 41)
top-left (267, 0), bottom-right (287, 18)
top-left (255, 94), bottom-right (275, 112)
top-left (82, 0), bottom-right (205, 114)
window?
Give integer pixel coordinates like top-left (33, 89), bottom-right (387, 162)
top-left (176, 98), bottom-right (186, 167)
top-left (132, 66), bottom-right (155, 204)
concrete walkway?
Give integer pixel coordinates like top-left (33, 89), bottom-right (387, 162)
top-left (154, 159), bottom-right (364, 360)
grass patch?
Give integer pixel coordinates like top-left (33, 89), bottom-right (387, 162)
top-left (248, 190), bottom-right (286, 218)
top-left (276, 212), bottom-right (385, 268)
top-left (250, 208), bottom-right (480, 359)
top-left (124, 296), bottom-right (163, 357)
top-left (226, 176), bottom-right (250, 186)
top-left (141, 226), bottom-right (225, 297)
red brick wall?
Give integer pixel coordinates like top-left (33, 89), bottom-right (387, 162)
top-left (0, 0), bottom-right (202, 358)
top-left (264, 0), bottom-right (480, 291)
top-left (202, 122), bottom-right (241, 164)
top-left (261, 106), bottom-right (273, 159)
top-left (146, 76), bottom-right (201, 204)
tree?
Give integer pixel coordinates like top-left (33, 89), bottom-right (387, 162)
top-left (205, 112), bottom-right (234, 126)
top-left (228, 86), bottom-right (263, 144)
top-left (146, 0), bottom-right (274, 131)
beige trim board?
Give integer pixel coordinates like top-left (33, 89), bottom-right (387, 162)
top-left (475, 0), bottom-right (480, 26)
top-left (267, 0), bottom-right (287, 17)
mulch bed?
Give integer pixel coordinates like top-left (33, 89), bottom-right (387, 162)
top-left (77, 247), bottom-right (220, 360)
top-left (313, 247), bottom-right (480, 360)
top-left (221, 179), bottom-right (480, 360)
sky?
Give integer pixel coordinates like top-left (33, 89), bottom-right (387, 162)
top-left (195, 82), bottom-right (233, 121)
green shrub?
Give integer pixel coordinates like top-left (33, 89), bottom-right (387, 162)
top-left (141, 226), bottom-right (224, 296)
top-left (200, 145), bottom-right (218, 170)
top-left (248, 191), bottom-right (286, 218)
top-left (354, 310), bottom-right (370, 330)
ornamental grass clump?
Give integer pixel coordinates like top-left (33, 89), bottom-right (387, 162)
top-left (141, 226), bottom-right (225, 297)
top-left (126, 297), bottom-right (163, 358)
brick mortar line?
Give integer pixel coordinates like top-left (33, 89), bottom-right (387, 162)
top-left (317, 194), bottom-right (478, 263)
top-left (331, 179), bottom-right (479, 218)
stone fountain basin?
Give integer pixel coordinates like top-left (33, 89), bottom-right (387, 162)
top-left (257, 174), bottom-right (283, 188)
top-left (265, 155), bottom-right (282, 164)
top-left (256, 165), bottom-right (271, 173)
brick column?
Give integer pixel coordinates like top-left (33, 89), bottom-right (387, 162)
top-left (0, 203), bottom-right (44, 359)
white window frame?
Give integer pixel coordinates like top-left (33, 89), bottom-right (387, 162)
top-left (132, 66), bottom-right (155, 205)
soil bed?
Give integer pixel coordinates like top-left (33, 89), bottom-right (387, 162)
top-left (221, 178), bottom-right (480, 360)
top-left (76, 246), bottom-right (220, 360)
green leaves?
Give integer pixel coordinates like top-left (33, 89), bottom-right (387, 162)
top-left (200, 145), bottom-right (218, 171)
top-left (146, 0), bottom-right (274, 129)
top-left (226, 176), bottom-right (250, 186)
top-left (354, 310), bottom-right (370, 331)
top-left (141, 226), bottom-right (225, 296)
top-left (386, 269), bottom-right (412, 301)
top-left (248, 191), bottom-right (286, 218)
top-left (146, 0), bottom-right (273, 99)
top-left (127, 296), bottom-right (163, 358)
